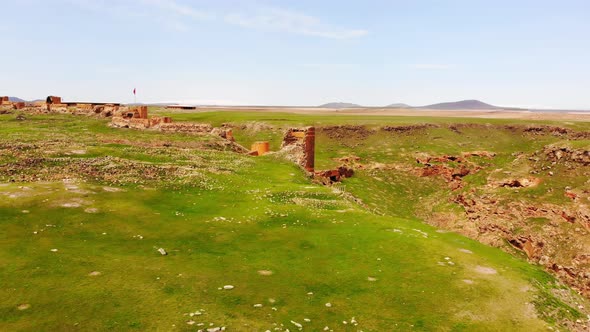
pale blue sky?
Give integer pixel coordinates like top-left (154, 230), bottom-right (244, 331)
top-left (2, 0), bottom-right (589, 108)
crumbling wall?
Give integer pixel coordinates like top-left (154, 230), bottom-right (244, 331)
top-left (110, 116), bottom-right (130, 128)
top-left (159, 122), bottom-right (212, 133)
top-left (211, 127), bottom-right (234, 141)
top-left (47, 96), bottom-right (62, 104)
top-left (0, 97), bottom-right (14, 113)
top-left (250, 141), bottom-right (270, 156)
top-left (280, 127), bottom-right (315, 173)
top-left (280, 126), bottom-right (354, 183)
top-left (315, 166), bottom-right (355, 185)
top-left (89, 105), bottom-right (125, 118)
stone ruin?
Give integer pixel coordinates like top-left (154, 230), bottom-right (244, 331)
top-left (109, 107), bottom-right (240, 144)
top-left (0, 96), bottom-right (25, 113)
top-left (279, 126), bottom-right (353, 183)
top-left (281, 127), bottom-right (315, 173)
top-left (111, 106), bottom-right (177, 130)
top-left (4, 95), bottom-right (129, 118)
top-left (250, 141), bottom-right (270, 156)
top-left (2, 96), bottom-right (351, 183)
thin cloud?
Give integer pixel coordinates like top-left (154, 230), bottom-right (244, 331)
top-left (67, 0), bottom-right (212, 26)
top-left (65, 0), bottom-right (146, 18)
top-left (141, 0), bottom-right (213, 20)
top-left (225, 8), bottom-right (368, 40)
top-left (299, 63), bottom-right (357, 69)
top-left (67, 1), bottom-right (367, 39)
top-left (410, 64), bottom-right (455, 70)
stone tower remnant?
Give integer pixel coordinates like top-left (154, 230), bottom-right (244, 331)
top-left (280, 127), bottom-right (315, 173)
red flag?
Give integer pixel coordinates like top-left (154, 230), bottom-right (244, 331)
top-left (133, 88), bottom-right (136, 95)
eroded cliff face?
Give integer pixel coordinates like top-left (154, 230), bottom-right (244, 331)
top-left (417, 144), bottom-right (590, 297)
top-left (313, 123), bottom-right (590, 304)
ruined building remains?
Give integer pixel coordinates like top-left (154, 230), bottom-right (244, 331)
top-left (0, 96), bottom-right (25, 112)
top-left (280, 127), bottom-right (315, 173)
top-left (250, 141), bottom-right (270, 156)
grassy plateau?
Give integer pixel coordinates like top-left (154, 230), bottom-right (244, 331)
top-left (1, 110), bottom-right (590, 331)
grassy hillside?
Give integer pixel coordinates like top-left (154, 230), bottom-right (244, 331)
top-left (1, 113), bottom-right (589, 331)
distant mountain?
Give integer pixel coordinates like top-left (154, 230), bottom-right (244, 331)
top-left (8, 97), bottom-right (26, 102)
top-left (386, 103), bottom-right (412, 108)
top-left (421, 100), bottom-right (498, 110)
top-left (319, 102), bottom-right (363, 109)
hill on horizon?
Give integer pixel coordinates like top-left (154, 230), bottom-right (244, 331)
top-left (319, 102), bottom-right (363, 109)
top-left (421, 99), bottom-right (498, 110)
top-left (386, 103), bottom-right (412, 108)
top-left (8, 97), bottom-right (26, 102)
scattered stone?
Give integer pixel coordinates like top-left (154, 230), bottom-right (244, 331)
top-left (474, 265), bottom-right (497, 275)
top-left (103, 186), bottom-right (124, 192)
top-left (462, 279), bottom-right (474, 284)
top-left (290, 320), bottom-right (302, 329)
top-left (84, 208), bottom-right (99, 214)
top-left (367, 276), bottom-right (377, 282)
top-left (157, 248), bottom-right (167, 256)
top-left (50, 249), bottom-right (58, 252)
top-left (21, 210), bottom-right (29, 214)
top-left (304, 318), bottom-right (311, 322)
top-left (187, 320), bottom-right (196, 325)
top-left (17, 303), bottom-right (30, 310)
top-left (61, 202), bottom-right (81, 208)
top-left (223, 285), bottom-right (234, 290)
top-left (257, 270), bottom-right (273, 276)
top-left (325, 302), bottom-right (332, 307)
top-left (459, 248), bottom-right (473, 254)
top-left (253, 304), bottom-right (263, 308)
top-left (88, 271), bottom-right (101, 277)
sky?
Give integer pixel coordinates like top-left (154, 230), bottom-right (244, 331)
top-left (1, 0), bottom-right (589, 109)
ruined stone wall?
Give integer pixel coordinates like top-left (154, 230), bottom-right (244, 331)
top-left (280, 127), bottom-right (315, 173)
top-left (159, 122), bottom-right (213, 133)
top-left (110, 115), bottom-right (212, 134)
top-left (110, 116), bottom-right (130, 128)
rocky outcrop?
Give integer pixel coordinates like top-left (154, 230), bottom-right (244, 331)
top-left (450, 191), bottom-right (590, 297)
top-left (414, 153), bottom-right (487, 190)
top-left (544, 145), bottom-right (590, 165)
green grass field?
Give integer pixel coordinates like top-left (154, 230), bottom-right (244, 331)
top-left (1, 112), bottom-right (589, 331)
